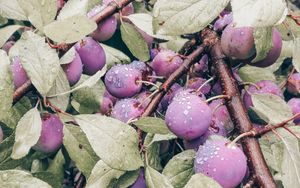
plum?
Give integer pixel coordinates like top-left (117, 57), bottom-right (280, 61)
top-left (193, 54), bottom-right (209, 77)
top-left (158, 83), bottom-right (182, 111)
top-left (90, 16), bottom-right (117, 42)
top-left (252, 29), bottom-right (282, 67)
top-left (243, 80), bottom-right (283, 109)
top-left (221, 24), bottom-right (255, 60)
top-left (99, 97), bottom-right (114, 115)
top-left (1, 40), bottom-right (15, 54)
top-left (287, 73), bottom-right (300, 95)
top-left (33, 114), bottom-right (63, 153)
top-left (209, 99), bottom-right (234, 132)
top-left (10, 57), bottom-right (29, 90)
top-left (150, 48), bottom-right (159, 60)
top-left (74, 37), bottom-right (106, 75)
top-left (138, 28), bottom-right (154, 48)
top-left (111, 98), bottom-right (144, 123)
top-left (105, 64), bottom-right (142, 98)
top-left (165, 92), bottom-right (212, 140)
top-left (136, 91), bottom-right (152, 109)
top-left (151, 50), bottom-right (183, 77)
top-left (129, 61), bottom-right (156, 83)
top-left (194, 137), bottom-right (247, 188)
top-left (103, 0), bottom-right (134, 16)
top-left (57, 0), bottom-right (64, 9)
top-left (103, 89), bottom-right (118, 104)
top-left (62, 51), bottom-right (83, 86)
top-left (0, 126), bottom-right (3, 143)
top-left (213, 13), bottom-right (233, 31)
top-left (130, 168), bottom-right (146, 188)
top-left (187, 77), bottom-right (211, 95)
top-left (287, 98), bottom-right (300, 124)
top-left (212, 81), bottom-right (222, 95)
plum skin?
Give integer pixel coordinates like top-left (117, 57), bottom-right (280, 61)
top-left (130, 168), bottom-right (146, 188)
top-left (287, 98), bottom-right (300, 124)
top-left (74, 37), bottom-right (106, 76)
top-left (187, 77), bottom-right (211, 95)
top-left (62, 51), bottom-right (83, 86)
top-left (243, 80), bottom-right (283, 109)
top-left (10, 57), bottom-right (29, 90)
top-left (221, 24), bottom-right (255, 60)
top-left (194, 138), bottom-right (247, 188)
top-left (90, 16), bottom-right (117, 42)
top-left (165, 92), bottom-right (212, 140)
top-left (33, 114), bottom-right (63, 153)
top-left (111, 98), bottom-right (144, 123)
top-left (287, 73), bottom-right (300, 95)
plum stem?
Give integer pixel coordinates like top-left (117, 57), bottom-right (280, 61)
top-left (205, 95), bottom-right (230, 103)
top-left (136, 80), bottom-right (159, 89)
top-left (228, 131), bottom-right (256, 148)
top-left (195, 76), bottom-right (215, 93)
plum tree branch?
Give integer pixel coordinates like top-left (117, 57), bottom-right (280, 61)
top-left (202, 28), bottom-right (276, 187)
top-left (12, 0), bottom-right (135, 104)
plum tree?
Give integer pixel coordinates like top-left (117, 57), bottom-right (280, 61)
top-left (111, 98), bottom-right (144, 123)
top-left (130, 168), bottom-right (146, 188)
top-left (151, 49), bottom-right (183, 77)
top-left (243, 80), bottom-right (283, 109)
top-left (62, 51), bottom-right (83, 86)
top-left (74, 37), bottom-right (106, 75)
top-left (287, 98), bottom-right (300, 124)
top-left (287, 73), bottom-right (300, 95)
top-left (105, 64), bottom-right (143, 98)
top-left (10, 57), bottom-right (29, 90)
top-left (165, 91), bottom-right (212, 140)
top-left (33, 114), bottom-right (63, 153)
top-left (221, 24), bottom-right (255, 60)
top-left (194, 137), bottom-right (247, 188)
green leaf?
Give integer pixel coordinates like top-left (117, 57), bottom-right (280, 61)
top-left (18, 0), bottom-right (57, 31)
top-left (120, 22), bottom-right (150, 61)
top-left (145, 165), bottom-right (173, 188)
top-left (162, 150), bottom-right (196, 188)
top-left (231, 0), bottom-right (288, 28)
top-left (46, 67), bottom-right (71, 112)
top-left (0, 0), bottom-right (27, 20)
top-left (252, 27), bottom-right (273, 63)
top-left (57, 0), bottom-right (88, 20)
top-left (238, 65), bottom-right (276, 83)
top-left (86, 160), bottom-right (125, 188)
top-left (59, 47), bottom-right (76, 65)
top-left (72, 76), bottom-right (105, 114)
top-left (276, 12), bottom-right (300, 41)
top-left (33, 171), bottom-right (62, 188)
top-left (145, 133), bottom-right (177, 147)
top-left (293, 37), bottom-right (300, 73)
top-left (100, 43), bottom-right (131, 69)
top-left (153, 0), bottom-right (229, 36)
top-left (44, 15), bottom-right (97, 44)
top-left (127, 13), bottom-right (170, 40)
top-left (47, 149), bottom-right (65, 183)
top-left (134, 117), bottom-right (170, 135)
top-left (145, 139), bottom-right (162, 171)
top-left (74, 115), bottom-right (143, 171)
top-left (0, 25), bottom-right (22, 48)
top-left (251, 94), bottom-right (293, 124)
top-left (18, 31), bottom-right (60, 96)
top-left (0, 170), bottom-right (51, 187)
top-left (160, 36), bottom-right (189, 53)
top-left (114, 169), bottom-right (140, 188)
top-left (0, 50), bottom-right (14, 121)
top-left (48, 68), bottom-right (106, 97)
top-left (0, 132), bottom-right (15, 164)
top-left (183, 173), bottom-right (222, 188)
top-left (0, 16), bottom-right (8, 26)
top-left (63, 124), bottom-right (99, 178)
top-left (11, 107), bottom-right (42, 159)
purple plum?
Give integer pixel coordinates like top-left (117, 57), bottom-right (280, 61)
top-left (213, 13), bottom-right (233, 31)
top-left (193, 54), bottom-right (209, 77)
top-left (62, 51), bottom-right (83, 86)
top-left (136, 91), bottom-right (152, 109)
top-left (33, 114), bottom-right (63, 153)
top-left (105, 64), bottom-right (142, 98)
top-left (10, 57), bottom-right (29, 90)
top-left (57, 0), bottom-right (64, 9)
top-left (130, 168), bottom-right (146, 188)
top-left (243, 80), bottom-right (283, 109)
top-left (165, 92), bottom-right (212, 140)
top-left (287, 98), bottom-right (300, 124)
top-left (90, 16), bottom-right (117, 42)
top-left (99, 97), bottom-right (114, 115)
top-left (209, 99), bottom-right (234, 132)
top-left (194, 138), bottom-right (247, 188)
top-left (1, 41), bottom-right (15, 54)
top-left (74, 37), bottom-right (106, 75)
top-left (212, 81), bottom-right (222, 95)
top-left (287, 73), bottom-right (300, 95)
top-left (129, 61), bottom-right (156, 83)
top-left (150, 48), bottom-right (159, 60)
top-left (187, 77), bottom-right (211, 95)
top-left (111, 98), bottom-right (144, 123)
top-left (158, 83), bottom-right (182, 111)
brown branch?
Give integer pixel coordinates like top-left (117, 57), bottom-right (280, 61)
top-left (203, 28), bottom-right (276, 187)
top-left (12, 0), bottom-right (135, 104)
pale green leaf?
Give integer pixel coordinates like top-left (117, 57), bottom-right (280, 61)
top-left (145, 135), bottom-right (162, 171)
top-left (0, 0), bottom-right (27, 20)
top-left (44, 15), bottom-right (97, 44)
top-left (120, 22), bottom-right (150, 61)
top-left (86, 160), bottom-right (125, 188)
top-left (63, 124), bottom-right (99, 178)
top-left (59, 47), bottom-right (76, 65)
top-left (32, 171), bottom-right (62, 188)
top-left (11, 107), bottom-right (42, 159)
top-left (114, 170), bottom-right (140, 188)
top-left (238, 65), bottom-right (276, 83)
top-left (18, 0), bottom-right (57, 31)
top-left (293, 37), bottom-right (300, 73)
top-left (145, 165), bottom-right (173, 188)
top-left (134, 117), bottom-right (171, 135)
top-left (163, 150), bottom-right (196, 188)
top-left (57, 0), bottom-right (89, 20)
top-left (160, 36), bottom-right (189, 53)
top-left (18, 31), bottom-right (60, 96)
top-left (47, 67), bottom-right (71, 111)
top-left (153, 0), bottom-right (229, 35)
top-left (183, 173), bottom-right (222, 188)
top-left (0, 25), bottom-right (22, 48)
top-left (0, 170), bottom-right (51, 188)
top-left (74, 115), bottom-right (143, 171)
top-left (100, 43), bottom-right (131, 69)
top-left (47, 149), bottom-right (65, 183)
top-left (231, 0), bottom-right (288, 28)
top-left (252, 27), bottom-right (273, 63)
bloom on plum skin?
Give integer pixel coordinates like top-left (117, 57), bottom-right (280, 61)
top-left (111, 98), bottom-right (144, 123)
